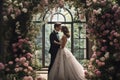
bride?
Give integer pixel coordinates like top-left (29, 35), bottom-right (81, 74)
top-left (48, 26), bottom-right (86, 80)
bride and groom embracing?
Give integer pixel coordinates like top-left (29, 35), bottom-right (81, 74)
top-left (48, 23), bottom-right (86, 80)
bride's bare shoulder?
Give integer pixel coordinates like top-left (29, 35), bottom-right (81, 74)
top-left (62, 35), bottom-right (67, 38)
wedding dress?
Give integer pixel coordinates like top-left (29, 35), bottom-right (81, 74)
top-left (48, 36), bottom-right (86, 80)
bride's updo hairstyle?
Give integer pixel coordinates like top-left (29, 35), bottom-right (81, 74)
top-left (61, 26), bottom-right (70, 38)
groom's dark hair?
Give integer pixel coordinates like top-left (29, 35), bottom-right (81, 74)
top-left (54, 22), bottom-right (61, 29)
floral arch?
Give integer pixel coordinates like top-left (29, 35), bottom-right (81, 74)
top-left (0, 0), bottom-right (120, 80)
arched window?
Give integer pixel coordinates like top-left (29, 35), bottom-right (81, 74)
top-left (33, 7), bottom-right (87, 67)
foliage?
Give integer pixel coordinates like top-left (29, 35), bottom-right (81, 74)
top-left (0, 37), bottom-right (35, 80)
top-left (85, 0), bottom-right (120, 80)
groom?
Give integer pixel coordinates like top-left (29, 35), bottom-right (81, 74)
top-left (48, 22), bottom-right (61, 74)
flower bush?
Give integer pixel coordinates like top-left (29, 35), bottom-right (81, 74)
top-left (0, 37), bottom-right (34, 80)
top-left (86, 0), bottom-right (120, 80)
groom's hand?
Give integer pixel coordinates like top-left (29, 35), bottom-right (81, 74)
top-left (54, 40), bottom-right (61, 45)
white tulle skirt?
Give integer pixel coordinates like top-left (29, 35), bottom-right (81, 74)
top-left (48, 48), bottom-right (86, 80)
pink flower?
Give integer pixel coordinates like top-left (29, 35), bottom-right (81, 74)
top-left (113, 39), bottom-right (118, 43)
top-left (88, 65), bottom-right (93, 69)
top-left (84, 70), bottom-right (88, 75)
top-left (8, 61), bottom-right (13, 65)
top-left (7, 5), bottom-right (13, 14)
top-left (22, 50), bottom-right (26, 53)
top-left (15, 8), bottom-right (21, 16)
top-left (100, 0), bottom-right (106, 6)
top-left (18, 45), bottom-right (22, 48)
top-left (114, 13), bottom-right (119, 20)
top-left (12, 43), bottom-right (17, 48)
top-left (28, 66), bottom-right (33, 71)
top-left (13, 48), bottom-right (17, 52)
top-left (27, 76), bottom-right (33, 80)
top-left (101, 15), bottom-right (105, 19)
top-left (108, 36), bottom-right (113, 40)
top-left (115, 20), bottom-right (120, 26)
top-left (105, 22), bottom-right (111, 27)
top-left (19, 67), bottom-right (23, 71)
top-left (92, 0), bottom-right (97, 3)
top-left (96, 59), bottom-right (99, 63)
top-left (112, 4), bottom-right (119, 11)
top-left (93, 9), bottom-right (101, 15)
top-left (92, 53), bottom-right (97, 58)
top-left (105, 13), bottom-right (111, 18)
top-left (116, 7), bottom-right (120, 14)
top-left (23, 1), bottom-right (30, 8)
top-left (15, 58), bottom-right (19, 62)
top-left (96, 51), bottom-right (102, 56)
top-left (6, 68), bottom-right (10, 71)
top-left (24, 69), bottom-right (28, 73)
top-left (100, 24), bottom-right (105, 30)
top-left (58, 0), bottom-right (64, 8)
top-left (103, 30), bottom-right (109, 36)
top-left (18, 39), bottom-right (24, 44)
top-left (37, 77), bottom-right (42, 80)
top-left (16, 65), bottom-right (19, 67)
top-left (26, 53), bottom-right (33, 59)
top-left (23, 62), bottom-right (29, 67)
top-left (20, 57), bottom-right (26, 63)
top-left (0, 63), bottom-right (5, 70)
top-left (95, 70), bottom-right (101, 76)
top-left (23, 76), bottom-right (33, 80)
top-left (113, 32), bottom-right (120, 37)
top-left (101, 46), bottom-right (107, 51)
top-left (24, 39), bottom-right (28, 43)
top-left (97, 61), bottom-right (105, 67)
top-left (44, 0), bottom-right (49, 6)
top-left (101, 62), bottom-right (105, 66)
top-left (14, 68), bottom-right (19, 72)
top-left (114, 44), bottom-right (120, 49)
top-left (23, 76), bottom-right (28, 80)
top-left (18, 36), bottom-right (22, 39)
top-left (102, 39), bottom-right (106, 43)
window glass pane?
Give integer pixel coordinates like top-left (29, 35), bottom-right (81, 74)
top-left (80, 39), bottom-right (86, 48)
top-left (74, 24), bottom-right (79, 38)
top-left (34, 23), bottom-right (42, 67)
top-left (45, 24), bottom-right (53, 66)
top-left (74, 39), bottom-right (80, 48)
top-left (74, 49), bottom-right (84, 60)
top-left (52, 14), bottom-right (65, 22)
top-left (44, 8), bottom-right (72, 22)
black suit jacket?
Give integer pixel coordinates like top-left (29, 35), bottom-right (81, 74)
top-left (49, 31), bottom-right (60, 55)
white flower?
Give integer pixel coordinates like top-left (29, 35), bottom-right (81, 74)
top-left (14, 68), bottom-right (19, 72)
top-left (92, 45), bottom-right (97, 51)
top-left (22, 8), bottom-right (28, 13)
top-left (108, 66), bottom-right (114, 71)
top-left (13, 0), bottom-right (18, 4)
top-left (19, 3), bottom-right (23, 8)
top-left (104, 52), bottom-right (109, 59)
top-left (16, 21), bottom-right (20, 27)
top-left (11, 14), bottom-right (15, 19)
top-left (93, 8), bottom-right (102, 15)
top-left (100, 57), bottom-right (105, 61)
top-left (7, 0), bottom-right (12, 3)
top-left (98, 8), bottom-right (102, 14)
top-left (3, 16), bottom-right (8, 21)
top-left (93, 0), bottom-right (97, 3)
